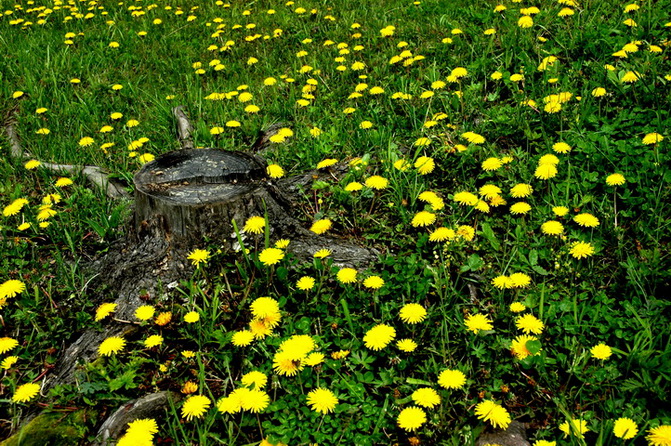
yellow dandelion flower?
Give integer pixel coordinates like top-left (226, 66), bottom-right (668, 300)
top-left (397, 406), bottom-right (427, 431)
top-left (464, 314), bottom-right (493, 333)
top-left (646, 425), bottom-right (671, 446)
top-left (337, 268), bottom-right (357, 284)
top-left (481, 157), bottom-right (503, 171)
top-left (411, 211), bottom-right (436, 227)
top-left (258, 248), bottom-right (284, 266)
top-left (515, 314), bottom-right (544, 334)
top-left (55, 177), bottom-right (73, 187)
top-left (518, 15), bottom-right (533, 28)
top-left (399, 303), bottom-right (427, 323)
top-left (510, 184), bottom-right (533, 198)
top-left (591, 87), bottom-right (606, 97)
top-left (590, 343), bottom-right (612, 360)
top-left (1, 356), bottom-right (18, 369)
top-left (462, 132), bottom-right (485, 144)
top-left (414, 156), bottom-right (435, 174)
top-left (316, 158), bottom-right (338, 169)
top-left (365, 176), bottom-right (389, 190)
top-left (510, 202), bottom-right (531, 215)
top-left (95, 303), bottom-right (117, 321)
top-left (642, 133), bottom-right (664, 145)
top-left (553, 206), bottom-right (569, 217)
top-left (535, 164), bottom-right (558, 180)
top-left (363, 324), bottom-right (396, 350)
top-left (144, 335), bottom-right (163, 348)
top-left (98, 336), bottom-right (126, 356)
top-left (306, 388), bottom-right (339, 414)
top-left (613, 417), bottom-right (638, 440)
top-left (310, 219), bottom-right (332, 234)
top-left (187, 249), bottom-right (210, 265)
top-left (12, 382), bottom-right (41, 403)
top-left (266, 164), bottom-right (284, 178)
top-left (606, 173), bottom-right (626, 186)
top-left (438, 369), bottom-right (466, 389)
top-left (363, 276), bottom-right (384, 290)
top-left (135, 305), bottom-right (155, 321)
top-left (475, 400), bottom-right (511, 429)
top-left (541, 220), bottom-right (564, 235)
top-left (0, 338), bottom-right (19, 354)
top-left (453, 191), bottom-right (479, 206)
top-left (559, 418), bottom-right (590, 438)
top-left (510, 302), bottom-right (526, 313)
top-left (429, 227), bottom-right (455, 242)
top-left (622, 71), bottom-right (641, 83)
top-left (511, 334), bottom-right (539, 359)
top-left (244, 216), bottom-right (266, 234)
top-left (574, 213), bottom-right (599, 227)
top-left (314, 249), bottom-right (331, 258)
top-left (457, 225), bottom-right (475, 241)
top-left (184, 311), bottom-right (200, 323)
top-left (181, 395), bottom-right (211, 421)
top-left (296, 276), bottom-right (316, 291)
top-left (232, 330), bottom-right (255, 347)
top-left (397, 339), bottom-right (417, 352)
top-left (570, 241), bottom-right (595, 259)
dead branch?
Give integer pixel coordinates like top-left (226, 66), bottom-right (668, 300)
top-left (3, 114), bottom-right (130, 199)
top-left (172, 105), bottom-right (194, 150)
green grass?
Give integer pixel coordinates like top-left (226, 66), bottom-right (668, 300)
top-left (1, 0), bottom-right (670, 445)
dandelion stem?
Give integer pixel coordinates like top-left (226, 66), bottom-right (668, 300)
top-left (256, 413), bottom-right (264, 439)
top-left (316, 414), bottom-right (325, 433)
top-left (613, 189), bottom-right (618, 228)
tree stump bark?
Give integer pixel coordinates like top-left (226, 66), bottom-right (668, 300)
top-left (132, 147), bottom-right (376, 265)
top-left (133, 148), bottom-right (269, 243)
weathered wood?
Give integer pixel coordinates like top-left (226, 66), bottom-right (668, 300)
top-left (46, 325), bottom-right (138, 390)
top-left (475, 421), bottom-right (531, 446)
top-left (3, 116), bottom-right (129, 199)
top-left (94, 391), bottom-right (178, 445)
top-left (173, 106), bottom-right (194, 150)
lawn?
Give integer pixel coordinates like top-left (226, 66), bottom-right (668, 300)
top-left (0, 0), bottom-right (670, 445)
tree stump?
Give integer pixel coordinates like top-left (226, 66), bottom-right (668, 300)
top-left (46, 147), bottom-right (376, 390)
top-left (133, 149), bottom-right (268, 242)
top-left (132, 147), bottom-right (376, 266)
top-left (38, 115), bottom-right (378, 443)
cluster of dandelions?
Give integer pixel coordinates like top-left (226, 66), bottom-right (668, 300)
top-left (185, 296), bottom-right (340, 421)
top-left (230, 296), bottom-right (282, 347)
top-left (358, 303), bottom-right (466, 432)
top-left (409, 189), bottom-right (478, 244)
top-left (397, 368), bottom-right (469, 432)
top-left (2, 191), bottom-right (66, 231)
